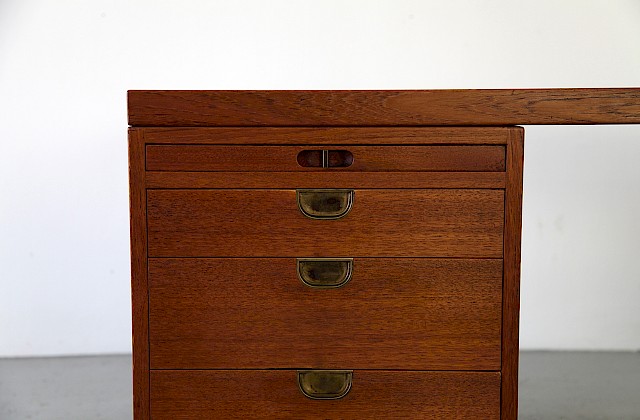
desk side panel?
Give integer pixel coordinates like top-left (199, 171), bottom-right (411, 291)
top-left (129, 128), bottom-right (149, 420)
top-left (502, 127), bottom-right (524, 419)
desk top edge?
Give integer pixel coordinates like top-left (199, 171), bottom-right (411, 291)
top-left (128, 88), bottom-right (640, 127)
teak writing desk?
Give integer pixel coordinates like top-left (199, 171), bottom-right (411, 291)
top-left (128, 89), bottom-right (640, 419)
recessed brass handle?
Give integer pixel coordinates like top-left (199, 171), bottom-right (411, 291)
top-left (296, 189), bottom-right (354, 220)
top-left (298, 370), bottom-right (353, 400)
top-left (297, 150), bottom-right (354, 168)
top-left (297, 258), bottom-right (353, 289)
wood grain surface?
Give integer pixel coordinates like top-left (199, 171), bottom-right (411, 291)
top-left (146, 145), bottom-right (505, 172)
top-left (146, 189), bottom-right (504, 258)
top-left (128, 129), bottom-right (149, 419)
top-left (502, 128), bottom-right (524, 420)
top-left (128, 89), bottom-right (640, 126)
top-left (145, 171), bottom-right (506, 189)
top-left (150, 370), bottom-right (501, 419)
top-left (149, 258), bottom-right (502, 370)
top-left (141, 127), bottom-right (511, 144)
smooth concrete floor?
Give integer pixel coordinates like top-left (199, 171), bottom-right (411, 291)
top-left (1, 352), bottom-right (639, 419)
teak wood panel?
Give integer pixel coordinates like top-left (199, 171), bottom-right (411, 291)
top-left (150, 370), bottom-right (501, 419)
top-left (502, 128), bottom-right (524, 420)
top-left (128, 129), bottom-right (149, 419)
top-left (141, 127), bottom-right (511, 145)
top-left (149, 258), bottom-right (502, 370)
top-left (145, 171), bottom-right (506, 189)
top-left (146, 145), bottom-right (506, 172)
top-left (128, 89), bottom-right (640, 126)
top-left (146, 189), bottom-right (504, 258)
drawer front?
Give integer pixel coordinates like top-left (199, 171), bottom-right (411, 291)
top-left (149, 258), bottom-right (502, 370)
top-left (147, 189), bottom-right (504, 257)
top-left (146, 145), bottom-right (506, 172)
top-left (150, 370), bottom-right (501, 419)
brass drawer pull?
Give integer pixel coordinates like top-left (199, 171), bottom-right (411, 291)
top-left (297, 258), bottom-right (353, 288)
top-left (298, 370), bottom-right (353, 400)
top-left (296, 189), bottom-right (354, 220)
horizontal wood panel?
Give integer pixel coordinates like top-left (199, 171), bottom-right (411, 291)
top-left (147, 189), bottom-right (504, 257)
top-left (140, 127), bottom-right (511, 144)
top-left (146, 145), bottom-right (505, 172)
top-left (128, 88), bottom-right (640, 126)
top-left (149, 258), bottom-right (502, 370)
top-left (150, 370), bottom-right (501, 419)
top-left (145, 171), bottom-right (506, 189)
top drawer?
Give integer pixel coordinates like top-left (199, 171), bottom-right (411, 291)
top-left (145, 145), bottom-right (505, 172)
top-left (147, 189), bottom-right (504, 258)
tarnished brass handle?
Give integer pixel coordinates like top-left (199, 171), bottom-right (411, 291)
top-left (296, 189), bottom-right (354, 220)
top-left (298, 370), bottom-right (353, 400)
top-left (297, 150), bottom-right (354, 168)
top-left (297, 258), bottom-right (353, 289)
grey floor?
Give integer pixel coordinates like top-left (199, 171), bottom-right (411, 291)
top-left (1, 352), bottom-right (639, 419)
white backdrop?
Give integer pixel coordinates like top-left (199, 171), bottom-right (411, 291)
top-left (1, 0), bottom-right (639, 357)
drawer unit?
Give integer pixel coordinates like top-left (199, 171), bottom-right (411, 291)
top-left (129, 96), bottom-right (525, 419)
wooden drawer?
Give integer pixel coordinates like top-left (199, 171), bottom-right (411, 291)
top-left (147, 189), bottom-right (504, 258)
top-left (150, 370), bottom-right (501, 419)
top-left (146, 145), bottom-right (506, 172)
top-left (149, 258), bottom-right (502, 370)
